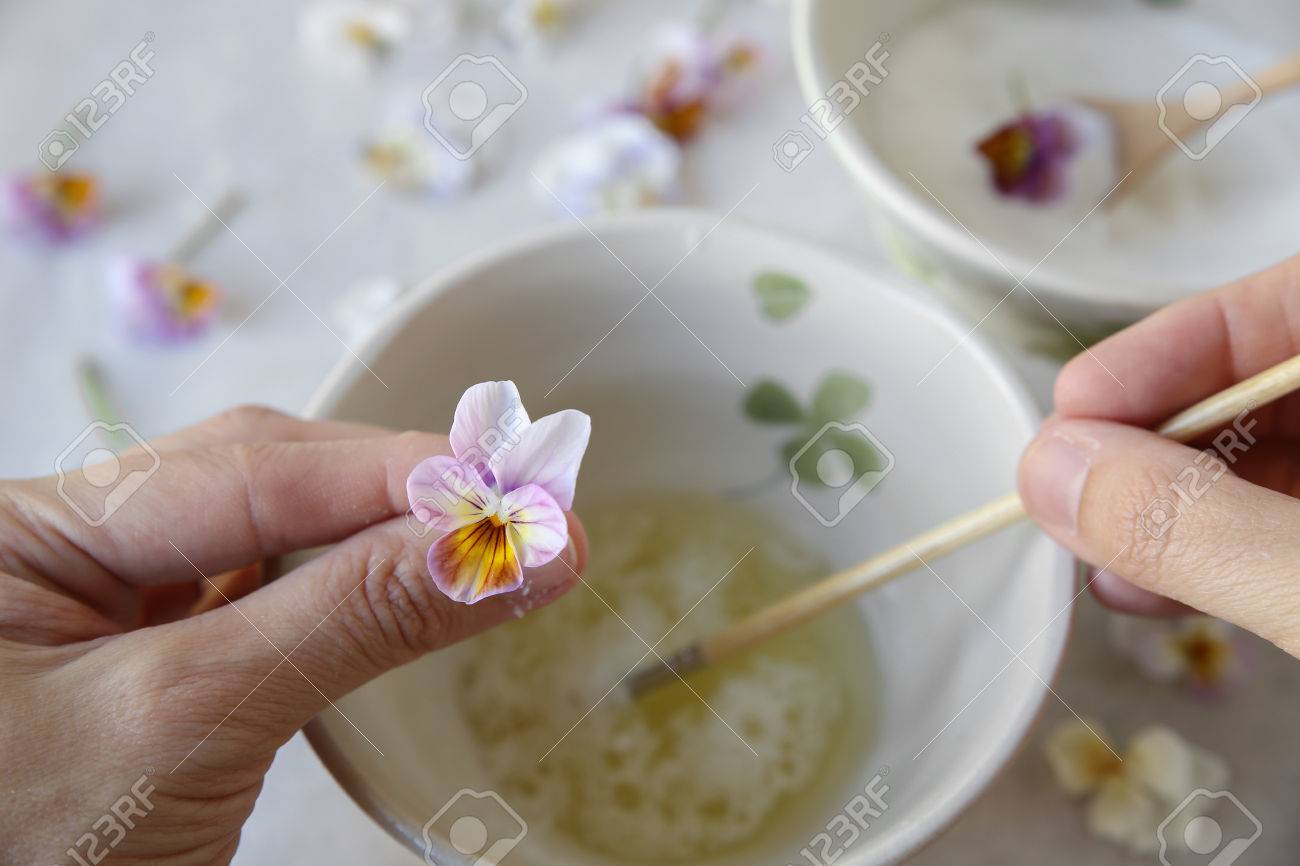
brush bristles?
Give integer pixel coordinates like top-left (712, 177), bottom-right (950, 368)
top-left (627, 644), bottom-right (706, 699)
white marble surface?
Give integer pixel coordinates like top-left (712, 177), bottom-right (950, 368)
top-left (2, 1), bottom-right (1295, 864)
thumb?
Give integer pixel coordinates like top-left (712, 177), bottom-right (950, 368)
top-left (167, 511), bottom-right (587, 760)
top-left (1018, 418), bottom-right (1300, 656)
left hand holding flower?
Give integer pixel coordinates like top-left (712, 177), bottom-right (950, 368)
top-left (0, 405), bottom-right (586, 864)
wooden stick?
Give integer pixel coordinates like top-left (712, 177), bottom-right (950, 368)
top-left (168, 189), bottom-right (245, 265)
top-left (629, 352), bottom-right (1300, 698)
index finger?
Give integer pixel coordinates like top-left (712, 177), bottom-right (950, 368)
top-left (1054, 253), bottom-right (1300, 429)
top-left (14, 431), bottom-right (449, 585)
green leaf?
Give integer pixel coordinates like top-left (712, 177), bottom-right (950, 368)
top-left (784, 424), bottom-right (886, 488)
top-left (754, 271), bottom-right (811, 321)
top-left (811, 372), bottom-right (871, 422)
top-left (744, 381), bottom-right (805, 424)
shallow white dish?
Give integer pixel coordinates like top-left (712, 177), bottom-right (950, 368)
top-left (301, 210), bottom-right (1074, 865)
top-left (791, 0), bottom-right (1300, 334)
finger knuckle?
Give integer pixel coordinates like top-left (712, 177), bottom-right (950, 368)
top-left (213, 404), bottom-right (291, 434)
top-left (342, 545), bottom-right (457, 665)
top-left (1110, 464), bottom-right (1192, 590)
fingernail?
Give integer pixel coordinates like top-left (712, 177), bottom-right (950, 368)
top-left (1020, 429), bottom-right (1094, 536)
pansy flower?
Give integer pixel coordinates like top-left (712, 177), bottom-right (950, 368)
top-left (407, 381), bottom-right (591, 604)
top-left (1045, 720), bottom-right (1228, 852)
top-left (4, 171), bottom-right (101, 243)
top-left (301, 1), bottom-right (412, 77)
top-left (110, 259), bottom-right (220, 342)
top-left (1109, 614), bottom-right (1250, 698)
top-left (975, 109), bottom-right (1078, 203)
top-left (361, 129), bottom-right (475, 196)
top-left (534, 113), bottom-right (680, 216)
top-left (624, 24), bottom-right (763, 142)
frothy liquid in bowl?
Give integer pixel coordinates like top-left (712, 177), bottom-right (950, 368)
top-left (457, 495), bottom-right (878, 863)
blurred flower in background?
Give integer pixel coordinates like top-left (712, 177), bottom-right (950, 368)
top-left (498, 0), bottom-right (579, 47)
top-left (110, 259), bottom-right (220, 343)
top-left (361, 129), bottom-right (476, 196)
top-left (1045, 720), bottom-right (1228, 852)
top-left (621, 23), bottom-right (763, 142)
top-left (975, 109), bottom-right (1078, 203)
top-left (4, 171), bottom-right (101, 243)
top-left (301, 0), bottom-right (414, 77)
top-left (533, 113), bottom-right (680, 215)
top-left (1110, 614), bottom-right (1251, 698)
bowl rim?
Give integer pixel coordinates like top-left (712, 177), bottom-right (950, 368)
top-left (300, 207), bottom-right (1075, 866)
top-left (788, 0), bottom-right (1200, 318)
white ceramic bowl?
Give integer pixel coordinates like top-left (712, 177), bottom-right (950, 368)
top-left (791, 0), bottom-right (1300, 338)
top-left (301, 210), bottom-right (1073, 865)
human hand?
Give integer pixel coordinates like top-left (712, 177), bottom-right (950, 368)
top-left (1018, 255), bottom-right (1300, 657)
top-left (0, 406), bottom-right (586, 865)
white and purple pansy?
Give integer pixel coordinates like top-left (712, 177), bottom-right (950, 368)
top-left (407, 381), bottom-right (591, 604)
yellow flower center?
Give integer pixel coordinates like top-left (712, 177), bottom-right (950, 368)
top-left (532, 0), bottom-right (564, 28)
top-left (1177, 631), bottom-right (1228, 682)
top-left (344, 20), bottom-right (383, 51)
top-left (158, 266), bottom-right (217, 320)
top-left (40, 174), bottom-right (98, 216)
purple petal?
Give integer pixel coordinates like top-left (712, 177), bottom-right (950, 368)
top-left (406, 454), bottom-right (496, 532)
top-left (449, 381), bottom-right (531, 478)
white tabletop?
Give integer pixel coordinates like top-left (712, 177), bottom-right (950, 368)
top-left (2, 1), bottom-right (1293, 864)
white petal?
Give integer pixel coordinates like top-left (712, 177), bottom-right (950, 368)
top-left (1044, 719), bottom-right (1120, 796)
top-left (533, 114), bottom-right (681, 216)
top-left (1088, 779), bottom-right (1163, 853)
top-left (495, 409), bottom-right (591, 510)
top-left (501, 483), bottom-right (568, 567)
top-left (1127, 725), bottom-right (1199, 804)
top-left (450, 381), bottom-right (531, 474)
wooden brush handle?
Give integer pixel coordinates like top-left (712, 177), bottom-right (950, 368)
top-left (699, 353), bottom-right (1300, 667)
top-left (1253, 55), bottom-right (1300, 99)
